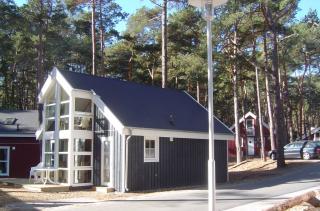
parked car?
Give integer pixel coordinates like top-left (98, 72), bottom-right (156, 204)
top-left (268, 141), bottom-right (308, 160)
top-left (302, 141), bottom-right (320, 160)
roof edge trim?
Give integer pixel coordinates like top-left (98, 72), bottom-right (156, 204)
top-left (126, 127), bottom-right (234, 140)
top-left (92, 91), bottom-right (125, 134)
top-left (183, 91), bottom-right (235, 135)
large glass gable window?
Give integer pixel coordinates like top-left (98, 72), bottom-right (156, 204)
top-left (59, 88), bottom-right (70, 130)
top-left (73, 138), bottom-right (92, 184)
top-left (74, 98), bottom-right (92, 131)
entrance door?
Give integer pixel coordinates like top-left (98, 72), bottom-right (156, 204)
top-left (101, 137), bottom-right (113, 186)
top-left (247, 137), bottom-right (255, 156)
top-left (0, 147), bottom-right (10, 176)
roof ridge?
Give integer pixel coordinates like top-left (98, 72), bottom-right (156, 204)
top-left (60, 70), bottom-right (185, 95)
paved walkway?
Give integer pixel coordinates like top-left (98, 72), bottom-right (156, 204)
top-left (6, 160), bottom-right (320, 211)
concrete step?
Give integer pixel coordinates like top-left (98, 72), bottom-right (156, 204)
top-left (95, 186), bottom-right (115, 193)
top-left (23, 184), bottom-right (70, 192)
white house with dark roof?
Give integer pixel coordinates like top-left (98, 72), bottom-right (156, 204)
top-left (36, 68), bottom-right (234, 192)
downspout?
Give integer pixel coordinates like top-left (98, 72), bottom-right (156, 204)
top-left (124, 135), bottom-right (132, 192)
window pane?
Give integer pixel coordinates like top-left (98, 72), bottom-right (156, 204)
top-left (74, 117), bottom-right (92, 130)
top-left (59, 139), bottom-right (68, 152)
top-left (47, 90), bottom-right (55, 104)
top-left (45, 105), bottom-right (55, 118)
top-left (59, 117), bottom-right (69, 130)
top-left (150, 149), bottom-right (155, 158)
top-left (45, 140), bottom-right (55, 152)
top-left (145, 140), bottom-right (150, 148)
top-left (0, 162), bottom-right (8, 174)
top-left (0, 149), bottom-right (8, 161)
top-left (246, 120), bottom-right (253, 128)
top-left (45, 154), bottom-right (54, 167)
top-left (59, 155), bottom-right (68, 168)
top-left (74, 170), bottom-right (92, 183)
top-left (60, 103), bottom-right (69, 116)
top-left (45, 119), bottom-right (55, 131)
top-left (75, 98), bottom-right (92, 113)
top-left (58, 170), bottom-right (68, 183)
top-left (74, 139), bottom-right (92, 152)
top-left (75, 155), bottom-right (91, 166)
top-left (60, 88), bottom-right (69, 102)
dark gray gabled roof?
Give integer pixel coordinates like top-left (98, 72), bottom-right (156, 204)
top-left (0, 110), bottom-right (39, 136)
top-left (60, 70), bottom-right (232, 135)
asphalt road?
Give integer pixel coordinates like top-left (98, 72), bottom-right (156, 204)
top-left (14, 160), bottom-right (320, 211)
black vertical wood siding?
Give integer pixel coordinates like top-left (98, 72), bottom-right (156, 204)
top-left (127, 136), bottom-right (227, 191)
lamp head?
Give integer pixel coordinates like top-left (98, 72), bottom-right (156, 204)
top-left (188, 0), bottom-right (228, 8)
top-left (188, 0), bottom-right (228, 20)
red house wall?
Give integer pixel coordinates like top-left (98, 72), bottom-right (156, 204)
top-left (0, 137), bottom-right (40, 178)
top-left (229, 118), bottom-right (273, 157)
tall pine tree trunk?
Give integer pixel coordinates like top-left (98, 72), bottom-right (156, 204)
top-left (255, 66), bottom-right (265, 161)
top-left (91, 0), bottom-right (96, 75)
top-left (270, 23), bottom-right (286, 168)
top-left (232, 26), bottom-right (241, 164)
top-left (99, 0), bottom-right (104, 74)
top-left (197, 80), bottom-right (200, 103)
top-left (36, 0), bottom-right (44, 108)
top-left (263, 30), bottom-right (276, 151)
top-left (253, 39), bottom-right (266, 161)
top-left (161, 0), bottom-right (167, 88)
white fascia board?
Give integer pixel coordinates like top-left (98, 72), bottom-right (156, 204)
top-left (35, 128), bottom-right (43, 140)
top-left (92, 92), bottom-right (125, 134)
top-left (38, 71), bottom-right (55, 103)
top-left (38, 67), bottom-right (74, 103)
top-left (0, 134), bottom-right (35, 138)
top-left (127, 127), bottom-right (234, 141)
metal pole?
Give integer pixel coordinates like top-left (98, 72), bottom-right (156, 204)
top-left (206, 4), bottom-right (215, 211)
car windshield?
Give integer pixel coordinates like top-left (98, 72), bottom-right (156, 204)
top-left (305, 142), bottom-right (316, 147)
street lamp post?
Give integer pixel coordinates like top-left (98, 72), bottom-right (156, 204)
top-left (188, 1), bottom-right (228, 211)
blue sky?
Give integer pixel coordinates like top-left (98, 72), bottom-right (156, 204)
top-left (14, 0), bottom-right (320, 32)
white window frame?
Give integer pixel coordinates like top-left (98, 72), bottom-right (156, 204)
top-left (144, 136), bottom-right (159, 162)
top-left (73, 138), bottom-right (93, 185)
top-left (0, 146), bottom-right (10, 176)
top-left (101, 136), bottom-right (114, 187)
top-left (44, 139), bottom-right (55, 167)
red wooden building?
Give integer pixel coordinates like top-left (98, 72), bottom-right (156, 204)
top-left (302, 127), bottom-right (320, 141)
top-left (0, 110), bottom-right (40, 178)
top-left (229, 112), bottom-right (272, 157)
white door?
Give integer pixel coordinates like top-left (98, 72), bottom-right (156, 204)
top-left (101, 137), bottom-right (113, 187)
top-left (0, 147), bottom-right (10, 176)
top-left (247, 137), bottom-right (255, 156)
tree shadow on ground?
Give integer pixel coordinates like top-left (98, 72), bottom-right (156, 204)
top-left (0, 184), bottom-right (39, 211)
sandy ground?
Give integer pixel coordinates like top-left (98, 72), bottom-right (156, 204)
top-left (0, 185), bottom-right (140, 208)
top-left (0, 158), bottom-right (318, 209)
top-left (228, 158), bottom-right (319, 183)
